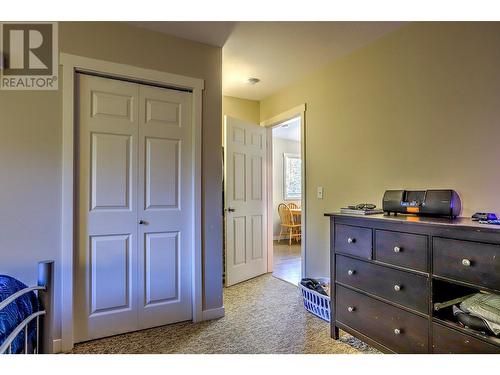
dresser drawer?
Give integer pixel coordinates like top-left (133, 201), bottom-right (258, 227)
top-left (334, 224), bottom-right (372, 259)
top-left (336, 285), bottom-right (428, 353)
top-left (336, 255), bottom-right (429, 313)
top-left (433, 238), bottom-right (500, 291)
top-left (432, 323), bottom-right (499, 353)
top-left (375, 230), bottom-right (428, 272)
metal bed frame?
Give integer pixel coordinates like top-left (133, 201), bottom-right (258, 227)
top-left (0, 261), bottom-right (54, 354)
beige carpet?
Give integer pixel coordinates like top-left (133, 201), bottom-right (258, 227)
top-left (71, 274), bottom-right (377, 354)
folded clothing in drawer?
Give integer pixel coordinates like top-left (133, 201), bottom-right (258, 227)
top-left (458, 293), bottom-right (500, 335)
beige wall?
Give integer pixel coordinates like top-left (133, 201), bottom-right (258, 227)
top-left (222, 95), bottom-right (260, 124)
top-left (260, 22), bottom-right (500, 278)
top-left (0, 22), bottom-right (223, 343)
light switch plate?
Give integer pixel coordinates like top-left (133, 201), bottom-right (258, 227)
top-left (317, 186), bottom-right (324, 199)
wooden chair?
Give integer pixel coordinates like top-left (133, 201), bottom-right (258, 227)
top-left (278, 203), bottom-right (301, 245)
top-left (286, 202), bottom-right (301, 225)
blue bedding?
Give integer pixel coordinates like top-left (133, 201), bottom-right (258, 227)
top-left (0, 275), bottom-right (39, 354)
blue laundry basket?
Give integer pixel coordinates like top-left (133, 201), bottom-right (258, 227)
top-left (299, 283), bottom-right (331, 322)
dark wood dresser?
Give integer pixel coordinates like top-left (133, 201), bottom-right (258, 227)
top-left (325, 213), bottom-right (500, 353)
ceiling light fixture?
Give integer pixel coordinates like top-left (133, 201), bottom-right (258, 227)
top-left (247, 77), bottom-right (260, 85)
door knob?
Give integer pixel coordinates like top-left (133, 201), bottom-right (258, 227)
top-left (139, 220), bottom-right (148, 225)
top-left (226, 207), bottom-right (235, 213)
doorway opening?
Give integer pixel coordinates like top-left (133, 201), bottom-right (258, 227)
top-left (270, 117), bottom-right (302, 285)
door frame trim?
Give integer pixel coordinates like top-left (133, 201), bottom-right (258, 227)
top-left (261, 104), bottom-right (307, 277)
top-left (60, 53), bottom-right (203, 352)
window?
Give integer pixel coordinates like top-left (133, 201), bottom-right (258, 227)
top-left (283, 153), bottom-right (301, 200)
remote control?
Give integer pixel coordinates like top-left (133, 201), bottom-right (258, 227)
top-left (479, 219), bottom-right (500, 225)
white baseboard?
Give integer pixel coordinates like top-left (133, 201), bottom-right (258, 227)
top-left (202, 306), bottom-right (225, 321)
top-left (53, 338), bottom-right (62, 353)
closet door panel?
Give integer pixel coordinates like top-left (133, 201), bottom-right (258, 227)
top-left (137, 84), bottom-right (193, 328)
top-left (75, 74), bottom-right (139, 342)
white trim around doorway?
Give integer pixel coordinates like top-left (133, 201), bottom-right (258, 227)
top-left (60, 53), bottom-right (204, 352)
top-left (261, 104), bottom-right (307, 277)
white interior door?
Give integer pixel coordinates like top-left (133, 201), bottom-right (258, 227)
top-left (137, 84), bottom-right (192, 329)
top-left (224, 116), bottom-right (267, 286)
top-left (75, 74), bottom-right (139, 342)
top-left (75, 73), bottom-right (193, 342)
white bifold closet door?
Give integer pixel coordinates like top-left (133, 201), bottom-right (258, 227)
top-left (75, 73), bottom-right (193, 343)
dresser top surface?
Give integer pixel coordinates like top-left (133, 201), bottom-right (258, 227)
top-left (324, 212), bottom-right (500, 232)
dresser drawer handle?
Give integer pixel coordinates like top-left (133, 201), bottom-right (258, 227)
top-left (347, 237), bottom-right (356, 244)
top-left (393, 246), bottom-right (401, 253)
top-left (394, 328), bottom-right (402, 335)
top-left (462, 259), bottom-right (471, 267)
top-left (347, 269), bottom-right (355, 276)
top-left (394, 284), bottom-right (401, 292)
top-left (347, 306), bottom-right (355, 313)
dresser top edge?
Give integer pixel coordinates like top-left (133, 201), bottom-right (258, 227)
top-left (325, 213), bottom-right (500, 233)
